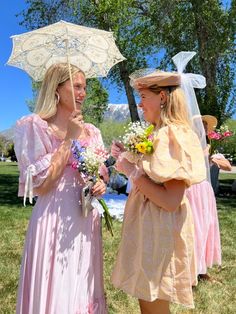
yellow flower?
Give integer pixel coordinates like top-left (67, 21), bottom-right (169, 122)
top-left (135, 142), bottom-right (148, 154)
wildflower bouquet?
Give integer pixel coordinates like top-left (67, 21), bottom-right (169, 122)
top-left (208, 125), bottom-right (234, 155)
top-left (121, 121), bottom-right (155, 163)
top-left (71, 140), bottom-right (113, 236)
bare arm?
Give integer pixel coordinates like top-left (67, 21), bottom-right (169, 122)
top-left (211, 156), bottom-right (232, 171)
top-left (133, 175), bottom-right (186, 212)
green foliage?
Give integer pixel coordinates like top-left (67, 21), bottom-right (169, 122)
top-left (17, 2), bottom-right (109, 120)
top-left (0, 163), bottom-right (236, 313)
top-left (17, 0), bottom-right (236, 124)
top-left (98, 120), bottom-right (130, 147)
top-left (0, 136), bottom-right (13, 157)
top-left (0, 135), bottom-right (7, 155)
top-left (26, 80), bottom-right (41, 112)
top-left (17, 0), bottom-right (149, 121)
top-left (215, 119), bottom-right (236, 161)
top-left (137, 0), bottom-right (236, 124)
top-left (5, 142), bottom-right (17, 161)
top-left (82, 78), bottom-right (109, 125)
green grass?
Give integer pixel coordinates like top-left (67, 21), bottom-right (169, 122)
top-left (0, 163), bottom-right (32, 313)
top-left (0, 162), bottom-right (235, 313)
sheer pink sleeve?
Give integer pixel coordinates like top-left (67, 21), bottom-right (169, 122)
top-left (14, 114), bottom-right (53, 204)
top-left (84, 123), bottom-right (104, 147)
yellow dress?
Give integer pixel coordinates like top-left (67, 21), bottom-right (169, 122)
top-left (111, 124), bottom-right (206, 308)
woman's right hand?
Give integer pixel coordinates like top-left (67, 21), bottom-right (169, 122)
top-left (111, 141), bottom-right (125, 159)
top-left (65, 110), bottom-right (84, 140)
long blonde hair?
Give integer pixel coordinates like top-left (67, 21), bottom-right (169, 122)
top-left (34, 63), bottom-right (84, 119)
top-left (148, 85), bottom-right (191, 128)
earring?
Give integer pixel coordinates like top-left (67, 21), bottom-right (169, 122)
top-left (160, 104), bottom-right (164, 109)
top-left (55, 92), bottom-right (60, 105)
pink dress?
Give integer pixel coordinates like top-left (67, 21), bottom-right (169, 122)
top-left (14, 114), bottom-right (107, 314)
top-left (186, 181), bottom-right (221, 275)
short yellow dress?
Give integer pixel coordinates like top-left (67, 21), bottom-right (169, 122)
top-left (111, 124), bottom-right (206, 308)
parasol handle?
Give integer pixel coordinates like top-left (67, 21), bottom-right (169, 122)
top-left (65, 38), bottom-right (76, 110)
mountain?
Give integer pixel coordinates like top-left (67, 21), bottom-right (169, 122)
top-left (103, 103), bottom-right (130, 121)
top-left (0, 127), bottom-right (14, 141)
top-left (104, 103), bottom-right (143, 121)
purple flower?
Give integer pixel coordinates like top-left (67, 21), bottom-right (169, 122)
top-left (72, 140), bottom-right (86, 161)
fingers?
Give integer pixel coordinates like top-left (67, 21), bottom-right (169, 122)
top-left (71, 110), bottom-right (84, 123)
top-left (92, 180), bottom-right (106, 197)
top-left (66, 110), bottom-right (84, 140)
top-left (112, 141), bottom-right (124, 149)
top-left (111, 141), bottom-right (125, 158)
top-left (111, 147), bottom-right (120, 159)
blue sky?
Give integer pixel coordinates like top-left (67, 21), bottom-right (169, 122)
top-left (0, 2), bottom-right (128, 132)
top-left (1, 2), bottom-right (234, 132)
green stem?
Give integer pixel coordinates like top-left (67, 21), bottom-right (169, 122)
top-left (98, 198), bottom-right (113, 236)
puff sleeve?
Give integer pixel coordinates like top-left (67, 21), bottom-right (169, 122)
top-left (13, 114), bottom-right (53, 204)
top-left (142, 125), bottom-right (206, 187)
top-left (83, 123), bottom-right (105, 147)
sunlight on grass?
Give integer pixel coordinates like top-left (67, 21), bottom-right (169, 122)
top-left (0, 163), bottom-right (235, 313)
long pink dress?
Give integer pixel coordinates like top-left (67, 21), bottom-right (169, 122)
top-left (186, 181), bottom-right (221, 275)
top-left (14, 114), bottom-right (107, 314)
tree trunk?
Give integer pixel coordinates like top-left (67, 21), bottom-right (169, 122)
top-left (118, 61), bottom-right (140, 122)
top-left (191, 1), bottom-right (218, 117)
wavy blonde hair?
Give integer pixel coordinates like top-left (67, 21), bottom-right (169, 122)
top-left (34, 63), bottom-right (85, 119)
top-left (148, 84), bottom-right (191, 128)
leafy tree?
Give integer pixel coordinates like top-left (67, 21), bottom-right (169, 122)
top-left (18, 0), bottom-right (236, 126)
top-left (82, 79), bottom-right (109, 125)
top-left (76, 0), bottom-right (154, 121)
top-left (135, 0), bottom-right (236, 125)
top-left (17, 0), bottom-right (109, 123)
top-left (26, 80), bottom-right (41, 112)
top-left (5, 142), bottom-right (17, 161)
top-left (0, 136), bottom-right (12, 158)
top-left (0, 135), bottom-right (7, 156)
top-left (18, 0), bottom-right (158, 122)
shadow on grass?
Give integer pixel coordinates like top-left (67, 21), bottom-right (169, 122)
top-left (219, 179), bottom-right (235, 186)
top-left (217, 195), bottom-right (236, 210)
top-left (0, 173), bottom-right (22, 206)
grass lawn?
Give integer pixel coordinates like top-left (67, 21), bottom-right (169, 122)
top-left (0, 162), bottom-right (235, 313)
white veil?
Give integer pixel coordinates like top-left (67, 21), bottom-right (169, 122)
top-left (172, 51), bottom-right (210, 181)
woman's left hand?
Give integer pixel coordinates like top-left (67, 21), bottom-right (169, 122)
top-left (92, 179), bottom-right (106, 197)
top-left (115, 155), bottom-right (137, 177)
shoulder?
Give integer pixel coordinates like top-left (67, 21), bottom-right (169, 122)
top-left (157, 124), bottom-right (198, 141)
top-left (15, 114), bottom-right (48, 132)
top-left (14, 114), bottom-right (49, 145)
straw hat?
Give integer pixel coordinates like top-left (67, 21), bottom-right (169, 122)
top-left (201, 115), bottom-right (218, 132)
top-left (130, 70), bottom-right (181, 90)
